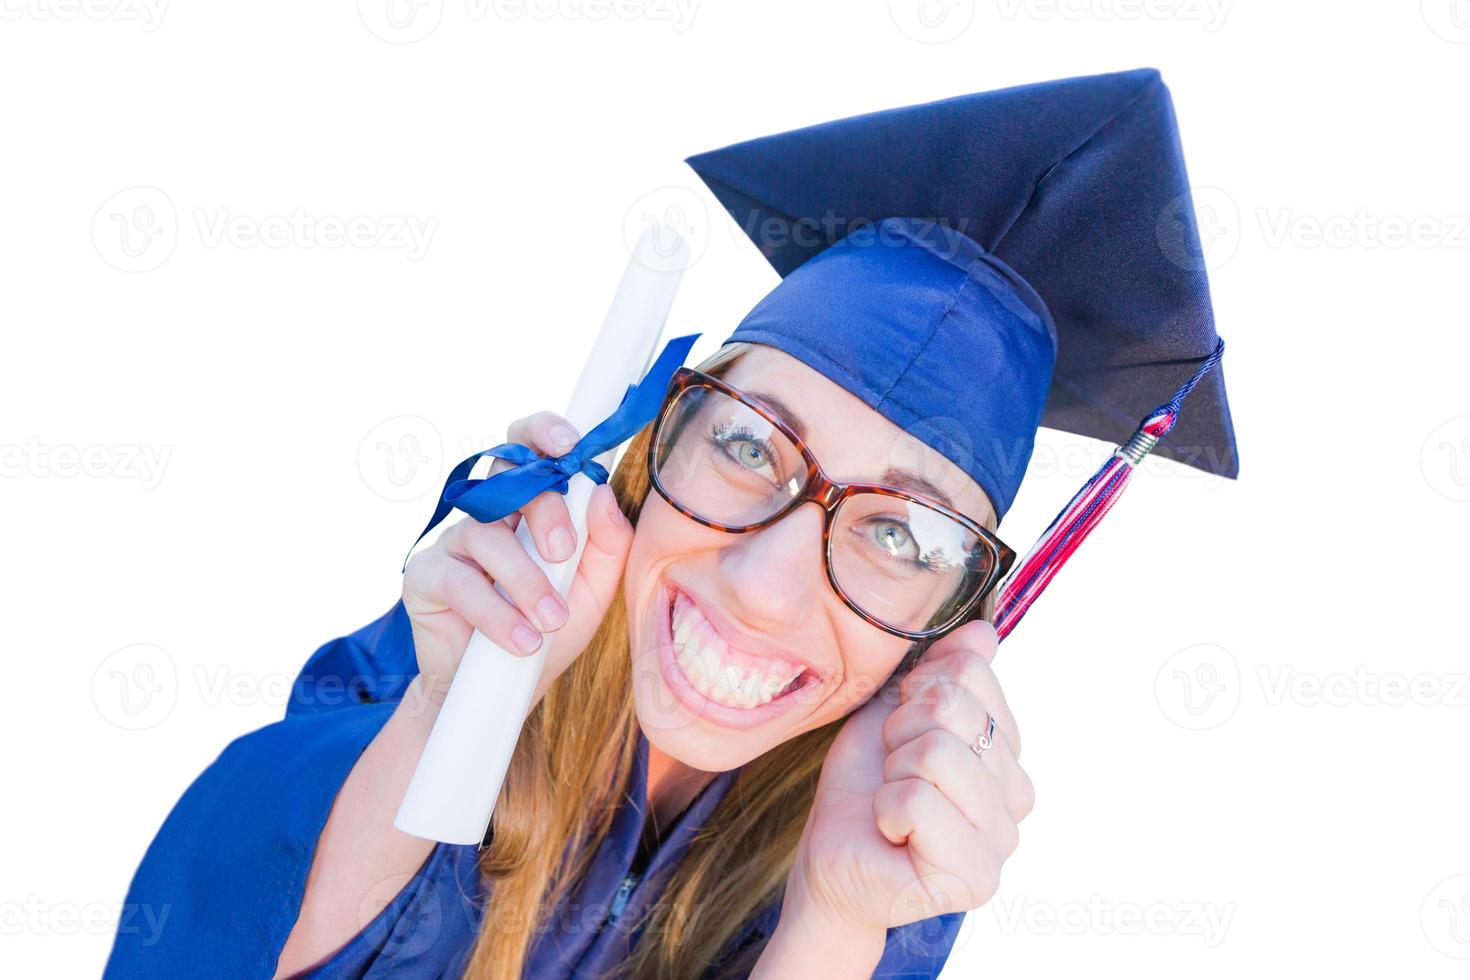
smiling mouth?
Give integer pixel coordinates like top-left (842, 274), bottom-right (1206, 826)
top-left (666, 587), bottom-right (821, 711)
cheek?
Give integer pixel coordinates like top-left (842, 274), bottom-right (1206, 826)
top-left (622, 497), bottom-right (716, 621)
top-left (821, 625), bottom-right (913, 717)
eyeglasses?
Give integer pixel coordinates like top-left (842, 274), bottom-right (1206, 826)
top-left (646, 368), bottom-right (1016, 640)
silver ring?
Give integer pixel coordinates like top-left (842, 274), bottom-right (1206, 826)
top-left (970, 714), bottom-right (997, 760)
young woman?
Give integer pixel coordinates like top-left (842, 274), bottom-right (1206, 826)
top-left (107, 67), bottom-right (1235, 979)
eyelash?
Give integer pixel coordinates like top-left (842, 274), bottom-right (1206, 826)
top-left (710, 422), bottom-right (776, 462)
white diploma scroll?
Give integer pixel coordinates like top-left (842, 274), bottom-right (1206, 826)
top-left (394, 227), bottom-right (689, 845)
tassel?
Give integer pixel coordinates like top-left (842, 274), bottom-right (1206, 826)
top-left (993, 340), bottom-right (1225, 641)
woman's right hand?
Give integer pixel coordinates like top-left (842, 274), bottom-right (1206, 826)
top-left (401, 410), bottom-right (636, 705)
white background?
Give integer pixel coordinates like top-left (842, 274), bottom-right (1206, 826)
top-left (3, 2), bottom-right (1468, 977)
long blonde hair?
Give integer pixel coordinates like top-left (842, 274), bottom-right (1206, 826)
top-left (463, 344), bottom-right (995, 979)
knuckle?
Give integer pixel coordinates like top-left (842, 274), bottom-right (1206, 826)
top-left (918, 694), bottom-right (948, 728)
top-left (508, 410), bottom-right (550, 438)
top-left (996, 817), bottom-right (1021, 858)
top-left (1015, 772), bottom-right (1037, 821)
top-left (441, 562), bottom-right (481, 603)
top-left (403, 550), bottom-right (431, 584)
top-left (973, 860), bottom-right (1002, 906)
top-left (914, 729), bottom-right (950, 774)
top-left (880, 707), bottom-right (905, 752)
top-left (897, 777), bottom-right (930, 811)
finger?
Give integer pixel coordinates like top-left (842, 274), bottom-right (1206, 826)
top-left (566, 483), bottom-right (635, 618)
top-left (494, 412), bottom-right (581, 535)
top-left (926, 618), bottom-right (999, 664)
top-left (875, 777), bottom-right (1008, 913)
top-left (882, 687), bottom-right (1035, 822)
top-left (902, 641), bottom-right (1021, 760)
top-left (885, 669), bottom-right (988, 750)
top-left (443, 518), bottom-right (568, 633)
top-left (405, 548), bottom-right (544, 656)
top-left (883, 719), bottom-right (1034, 826)
top-left (502, 412), bottom-right (579, 555)
top-left (873, 777), bottom-right (1007, 911)
top-left (507, 410), bottom-right (581, 457)
top-left (882, 728), bottom-right (1010, 832)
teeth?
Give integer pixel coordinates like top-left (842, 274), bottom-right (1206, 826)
top-left (670, 591), bottom-right (804, 709)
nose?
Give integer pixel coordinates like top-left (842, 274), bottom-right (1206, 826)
top-left (715, 502), bottom-right (827, 629)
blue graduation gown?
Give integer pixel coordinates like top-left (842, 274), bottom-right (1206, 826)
top-left (105, 602), bottom-right (966, 978)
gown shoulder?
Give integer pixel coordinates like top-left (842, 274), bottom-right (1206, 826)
top-left (104, 601), bottom-right (419, 979)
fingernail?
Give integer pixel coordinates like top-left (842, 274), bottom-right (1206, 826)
top-left (605, 487), bottom-right (628, 527)
top-left (548, 524), bottom-right (575, 561)
top-left (535, 594), bottom-right (568, 630)
top-left (550, 424), bottom-right (579, 452)
top-left (511, 624), bottom-right (542, 654)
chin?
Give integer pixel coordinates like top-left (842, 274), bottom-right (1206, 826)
top-left (625, 575), bottom-right (834, 772)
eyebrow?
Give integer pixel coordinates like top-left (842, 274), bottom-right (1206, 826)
top-left (879, 467), bottom-right (956, 511)
top-left (743, 384), bottom-right (958, 510)
top-left (743, 387), bottom-right (809, 442)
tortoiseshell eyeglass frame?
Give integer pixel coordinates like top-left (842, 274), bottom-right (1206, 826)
top-left (645, 366), bottom-right (1018, 642)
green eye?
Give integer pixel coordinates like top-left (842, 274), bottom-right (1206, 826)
top-left (871, 520), bottom-right (916, 557)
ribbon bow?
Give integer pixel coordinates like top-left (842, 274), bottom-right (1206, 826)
top-left (403, 333), bottom-right (700, 569)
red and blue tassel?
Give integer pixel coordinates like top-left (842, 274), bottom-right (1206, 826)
top-left (993, 339), bottom-right (1226, 641)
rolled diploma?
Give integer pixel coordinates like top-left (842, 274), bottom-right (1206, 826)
top-left (394, 227), bottom-right (689, 845)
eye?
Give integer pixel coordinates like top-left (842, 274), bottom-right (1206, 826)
top-left (851, 515), bottom-right (948, 573)
top-left (710, 424), bottom-right (780, 480)
top-left (866, 518), bottom-right (918, 560)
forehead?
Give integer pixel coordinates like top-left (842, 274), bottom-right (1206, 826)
top-left (717, 344), bottom-right (995, 525)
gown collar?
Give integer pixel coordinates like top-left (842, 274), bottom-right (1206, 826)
top-left (524, 724), bottom-right (741, 977)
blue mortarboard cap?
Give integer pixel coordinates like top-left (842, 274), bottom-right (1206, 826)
top-left (686, 68), bottom-right (1237, 519)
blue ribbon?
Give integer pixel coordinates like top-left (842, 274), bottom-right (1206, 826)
top-left (403, 332), bottom-right (701, 569)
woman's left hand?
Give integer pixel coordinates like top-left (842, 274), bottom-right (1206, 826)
top-left (782, 620), bottom-right (1034, 948)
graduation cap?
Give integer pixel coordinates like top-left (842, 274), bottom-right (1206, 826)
top-left (686, 67), bottom-right (1237, 638)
